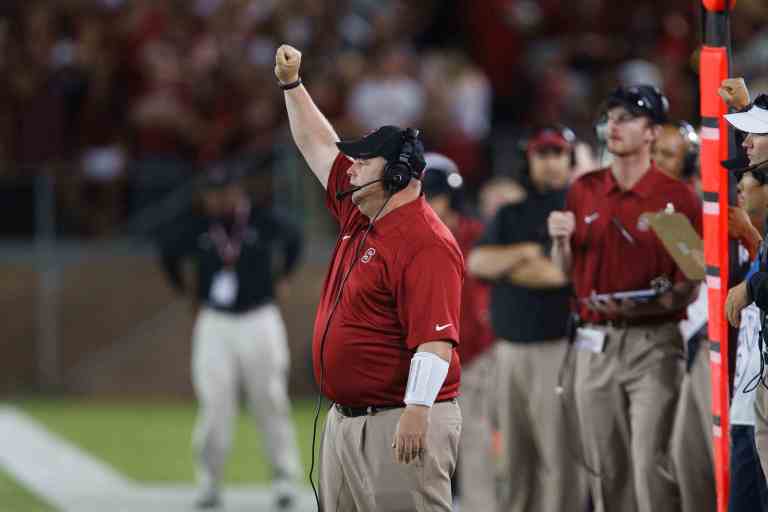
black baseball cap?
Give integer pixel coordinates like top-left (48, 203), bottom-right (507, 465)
top-left (603, 85), bottom-right (670, 124)
top-left (337, 125), bottom-right (426, 176)
top-left (722, 155), bottom-right (750, 172)
top-left (336, 125), bottom-right (404, 161)
top-left (422, 153), bottom-right (462, 197)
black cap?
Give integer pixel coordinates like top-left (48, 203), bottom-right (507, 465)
top-left (336, 126), bottom-right (406, 162)
top-left (722, 155), bottom-right (750, 172)
top-left (421, 152), bottom-right (464, 210)
top-left (604, 85), bottom-right (670, 124)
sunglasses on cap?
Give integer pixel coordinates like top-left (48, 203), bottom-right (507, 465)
top-left (601, 85), bottom-right (670, 125)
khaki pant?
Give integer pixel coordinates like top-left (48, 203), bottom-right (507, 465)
top-left (756, 384), bottom-right (768, 477)
top-left (457, 349), bottom-right (497, 512)
top-left (670, 340), bottom-right (716, 512)
top-left (575, 322), bottom-right (683, 512)
top-left (319, 400), bottom-right (461, 512)
top-left (191, 305), bottom-right (301, 495)
top-left (496, 339), bottom-right (587, 512)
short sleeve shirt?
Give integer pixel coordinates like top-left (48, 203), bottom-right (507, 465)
top-left (476, 187), bottom-right (572, 342)
top-left (453, 216), bottom-right (495, 364)
top-left (313, 153), bottom-right (464, 407)
top-left (567, 165), bottom-right (702, 324)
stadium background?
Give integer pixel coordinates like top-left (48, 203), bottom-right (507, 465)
top-left (1, 0), bottom-right (767, 510)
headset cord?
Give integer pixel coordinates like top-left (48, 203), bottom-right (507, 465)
top-left (309, 196), bottom-right (392, 511)
top-left (743, 311), bottom-right (768, 394)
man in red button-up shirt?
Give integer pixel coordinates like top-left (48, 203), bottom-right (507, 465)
top-left (421, 153), bottom-right (497, 511)
top-left (548, 85), bottom-right (701, 512)
top-left (276, 44), bottom-right (463, 512)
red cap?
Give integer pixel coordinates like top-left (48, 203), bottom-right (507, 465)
top-left (528, 129), bottom-right (572, 153)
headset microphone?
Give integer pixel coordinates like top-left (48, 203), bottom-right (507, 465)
top-left (335, 178), bottom-right (386, 200)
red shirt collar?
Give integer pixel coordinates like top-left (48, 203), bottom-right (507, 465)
top-left (601, 162), bottom-right (664, 199)
top-left (366, 196), bottom-right (427, 235)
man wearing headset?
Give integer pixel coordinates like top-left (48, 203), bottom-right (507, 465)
top-left (652, 122), bottom-right (700, 185)
top-left (723, 86), bottom-right (768, 499)
top-left (275, 45), bottom-right (463, 512)
top-left (421, 153), bottom-right (497, 511)
top-left (548, 85), bottom-right (701, 512)
top-left (469, 125), bottom-right (586, 512)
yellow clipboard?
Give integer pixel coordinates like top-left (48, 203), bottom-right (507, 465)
top-left (644, 209), bottom-right (705, 281)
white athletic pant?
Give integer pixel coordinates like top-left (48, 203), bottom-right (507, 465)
top-left (191, 304), bottom-right (301, 492)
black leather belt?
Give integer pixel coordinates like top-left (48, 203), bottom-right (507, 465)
top-left (334, 398), bottom-right (455, 418)
top-left (590, 317), bottom-right (678, 328)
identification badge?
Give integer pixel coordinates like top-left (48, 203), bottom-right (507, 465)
top-left (210, 270), bottom-right (238, 306)
top-left (574, 327), bottom-right (606, 353)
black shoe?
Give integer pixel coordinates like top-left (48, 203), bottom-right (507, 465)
top-left (275, 493), bottom-right (294, 511)
top-left (194, 491), bottom-right (221, 509)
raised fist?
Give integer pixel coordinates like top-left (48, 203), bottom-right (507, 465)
top-left (275, 44), bottom-right (302, 85)
top-left (548, 211), bottom-right (575, 242)
top-left (718, 78), bottom-right (750, 110)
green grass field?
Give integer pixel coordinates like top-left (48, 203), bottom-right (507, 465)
top-left (12, 397), bottom-right (326, 484)
top-left (0, 466), bottom-right (54, 511)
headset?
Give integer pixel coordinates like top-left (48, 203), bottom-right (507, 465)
top-left (676, 121), bottom-right (701, 180)
top-left (382, 128), bottom-right (423, 194)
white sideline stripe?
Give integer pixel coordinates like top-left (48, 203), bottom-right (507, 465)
top-left (0, 406), bottom-right (131, 509)
top-left (0, 405), bottom-right (316, 512)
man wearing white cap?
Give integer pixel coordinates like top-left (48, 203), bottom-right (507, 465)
top-left (724, 91), bottom-right (768, 482)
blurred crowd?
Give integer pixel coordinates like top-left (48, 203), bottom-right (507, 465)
top-left (0, 0), bottom-right (767, 238)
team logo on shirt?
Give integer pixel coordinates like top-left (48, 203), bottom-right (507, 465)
top-left (361, 248), bottom-right (376, 263)
top-left (636, 214), bottom-right (650, 232)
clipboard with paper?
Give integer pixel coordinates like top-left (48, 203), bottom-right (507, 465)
top-left (643, 205), bottom-right (705, 281)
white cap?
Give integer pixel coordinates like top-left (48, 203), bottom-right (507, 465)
top-left (724, 104), bottom-right (768, 134)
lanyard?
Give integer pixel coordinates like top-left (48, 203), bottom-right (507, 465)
top-left (209, 199), bottom-right (251, 267)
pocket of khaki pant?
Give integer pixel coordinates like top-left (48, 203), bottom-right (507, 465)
top-left (644, 323), bottom-right (684, 357)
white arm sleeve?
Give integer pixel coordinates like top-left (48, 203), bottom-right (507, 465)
top-left (404, 351), bottom-right (450, 407)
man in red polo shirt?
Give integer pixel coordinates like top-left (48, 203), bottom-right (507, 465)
top-left (421, 153), bottom-right (497, 511)
top-left (275, 45), bottom-right (463, 512)
top-left (548, 85), bottom-right (701, 512)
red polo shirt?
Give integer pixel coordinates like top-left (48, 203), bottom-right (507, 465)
top-left (454, 216), bottom-right (495, 365)
top-left (567, 165), bottom-right (702, 324)
top-left (313, 153), bottom-right (464, 407)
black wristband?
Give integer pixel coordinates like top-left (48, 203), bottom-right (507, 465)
top-left (279, 78), bottom-right (302, 90)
